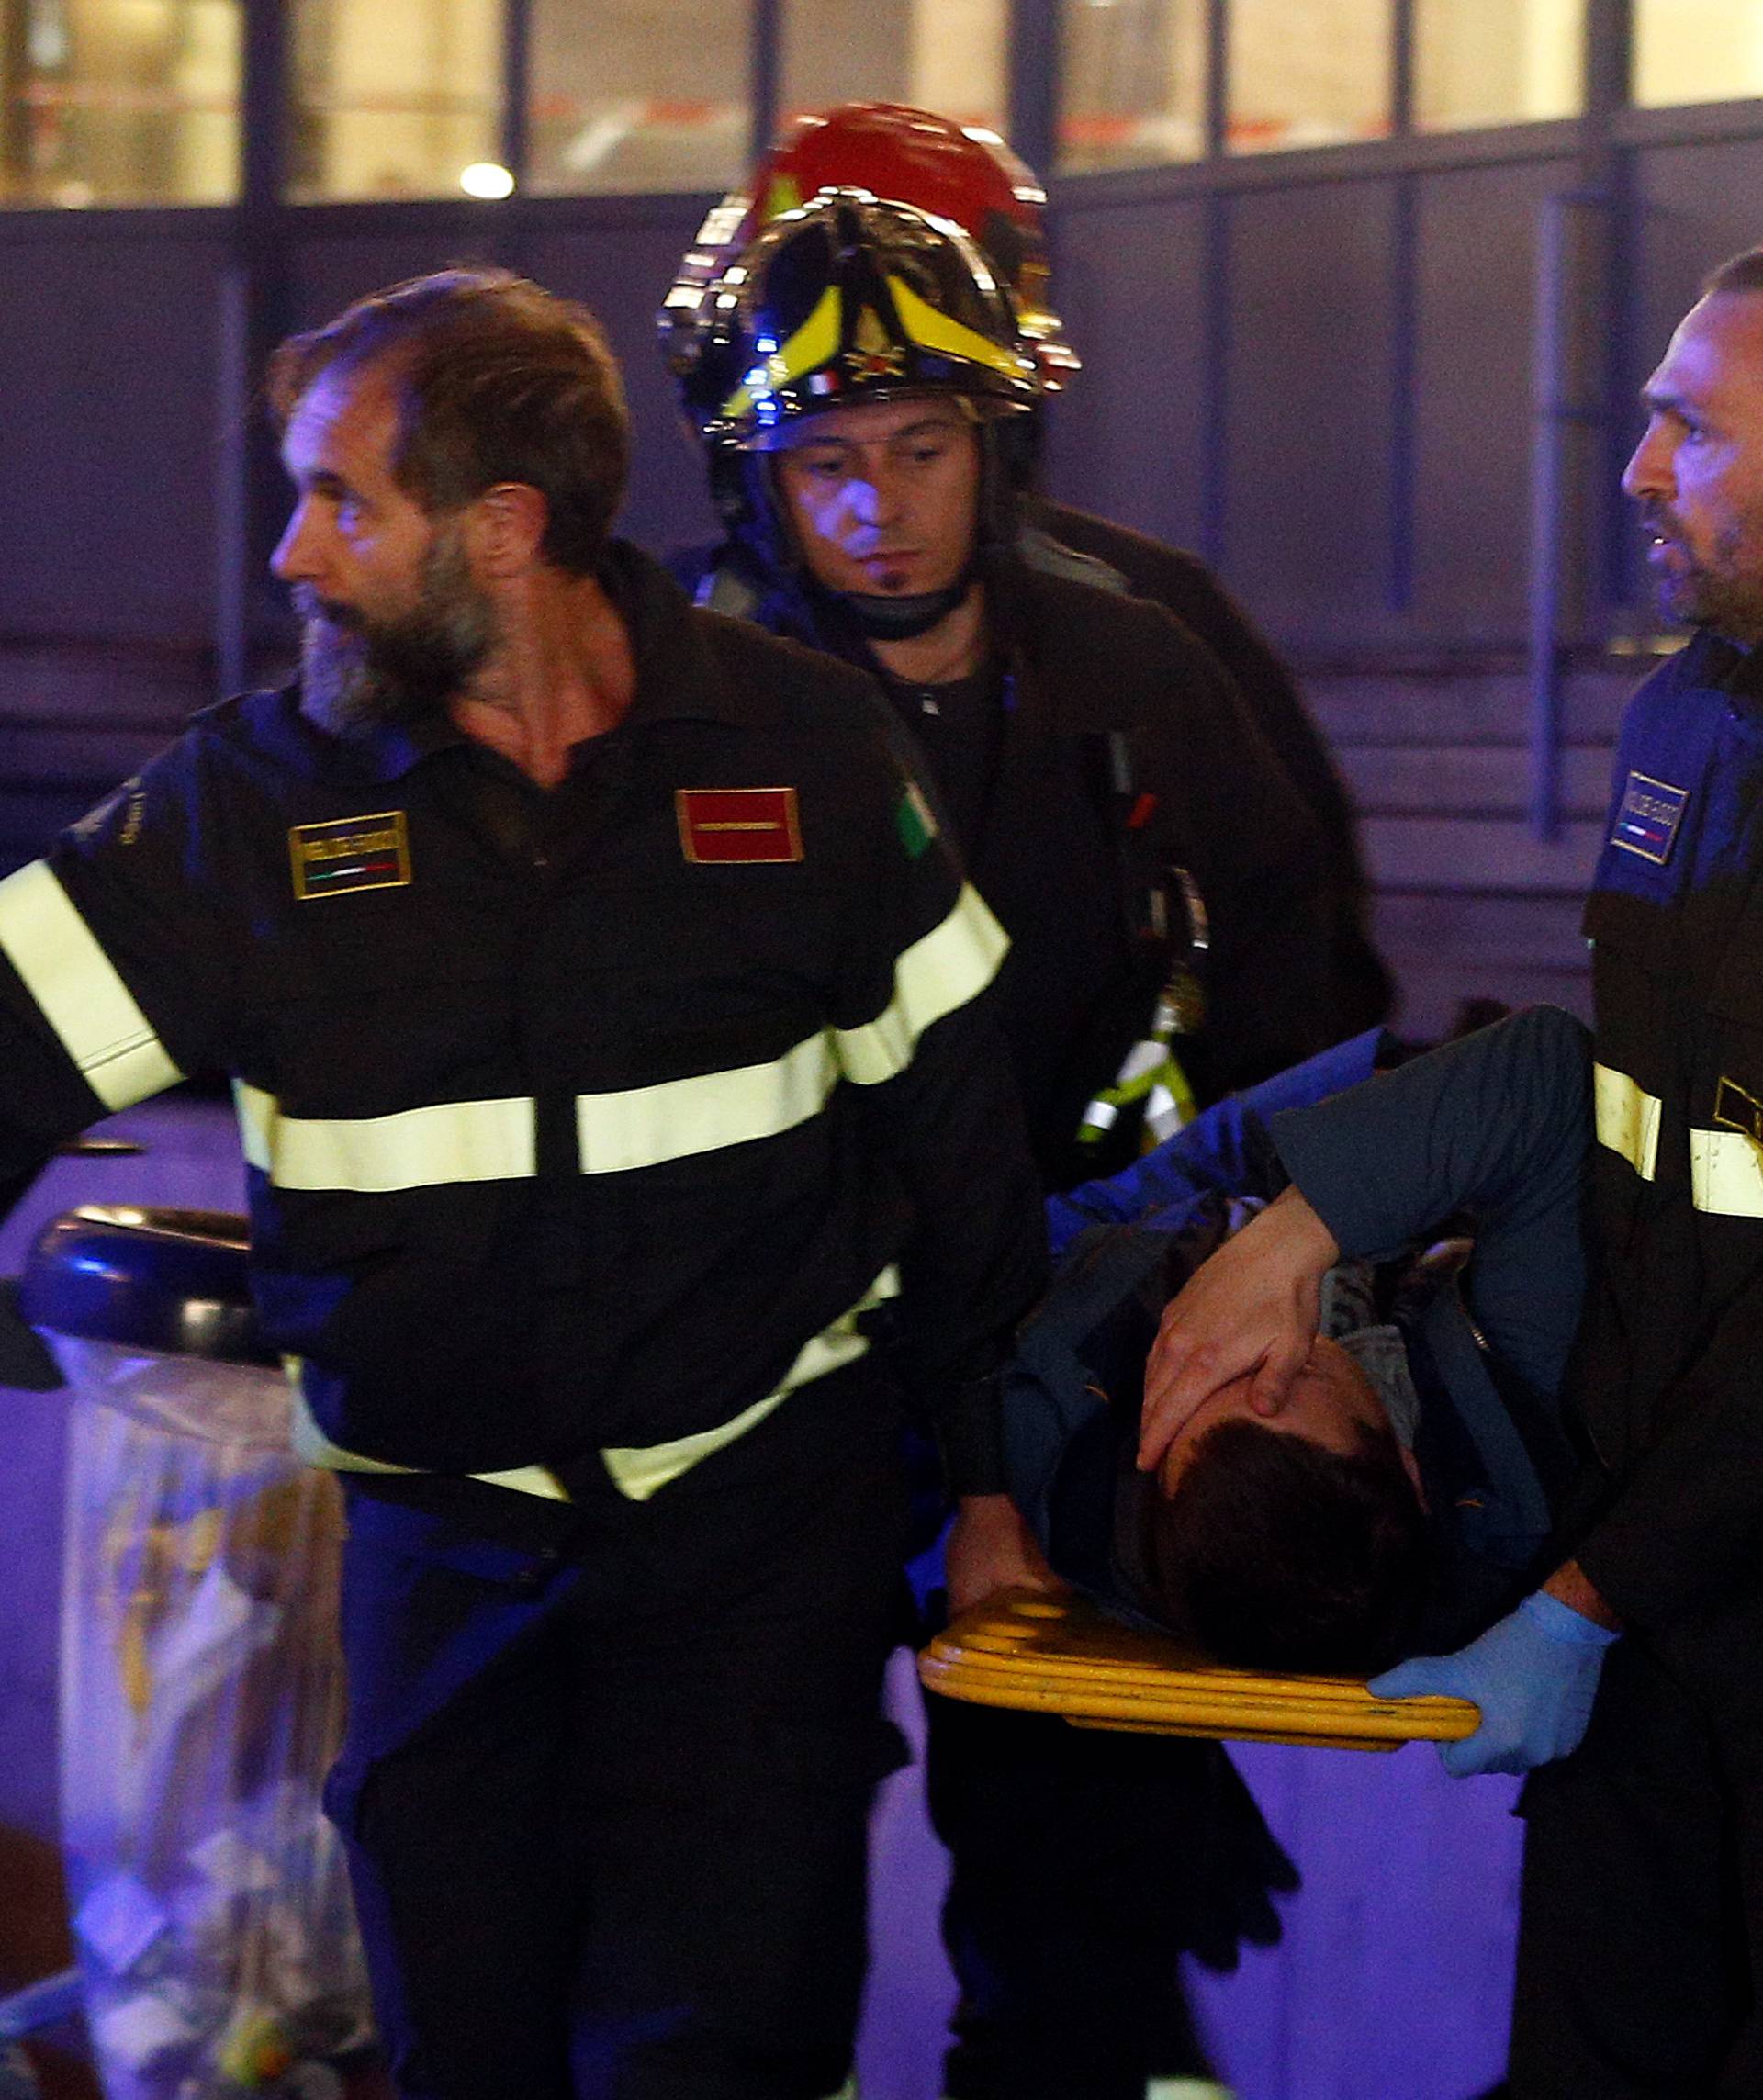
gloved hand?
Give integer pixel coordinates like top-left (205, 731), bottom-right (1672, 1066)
top-left (1368, 1590), bottom-right (1620, 1778)
top-left (1177, 1738), bottom-right (1301, 1971)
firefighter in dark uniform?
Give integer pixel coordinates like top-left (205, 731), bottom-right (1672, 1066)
top-left (1501, 245), bottom-right (1763, 2100)
top-left (660, 99), bottom-right (1393, 1039)
top-left (0, 269), bottom-right (1046, 2100)
top-left (662, 190), bottom-right (1358, 2100)
top-left (1139, 247), bottom-right (1763, 2100)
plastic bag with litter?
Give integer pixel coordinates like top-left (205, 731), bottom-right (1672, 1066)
top-left (55, 1338), bottom-right (369, 2100)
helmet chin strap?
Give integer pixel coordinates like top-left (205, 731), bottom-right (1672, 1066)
top-left (837, 563), bottom-right (977, 641)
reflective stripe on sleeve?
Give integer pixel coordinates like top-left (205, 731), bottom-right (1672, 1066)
top-left (576, 1028), bottom-right (837, 1174)
top-left (235, 1082), bottom-right (535, 1191)
top-left (600, 1265), bottom-right (901, 1500)
top-left (0, 861), bottom-right (183, 1110)
top-left (238, 911), bottom-right (986, 1193)
top-left (240, 1037), bottom-right (841, 1191)
top-left (1593, 1063), bottom-right (1763, 1218)
top-left (1593, 1062), bottom-right (1662, 1183)
top-left (1690, 1129), bottom-right (1763, 1219)
top-left (834, 882), bottom-right (1008, 1086)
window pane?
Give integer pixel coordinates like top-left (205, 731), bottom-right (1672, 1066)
top-left (1414, 0), bottom-right (1583, 131)
top-left (780, 0), bottom-right (1007, 138)
top-left (1228, 0), bottom-right (1392, 153)
top-left (1635, 0), bottom-right (1763, 107)
top-left (1056, 0), bottom-right (1207, 174)
top-left (289, 0), bottom-right (502, 203)
top-left (0, 0), bottom-right (240, 208)
top-left (529, 0), bottom-right (748, 196)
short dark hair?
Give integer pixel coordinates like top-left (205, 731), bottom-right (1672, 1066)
top-left (1140, 1418), bottom-right (1430, 1678)
top-left (1703, 246), bottom-right (1763, 300)
top-left (266, 268), bottom-right (630, 575)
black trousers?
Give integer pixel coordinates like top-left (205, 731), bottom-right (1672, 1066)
top-left (1512, 1602), bottom-right (1763, 2099)
top-left (324, 1365), bottom-right (909, 2100)
top-left (926, 1691), bottom-right (1296, 2100)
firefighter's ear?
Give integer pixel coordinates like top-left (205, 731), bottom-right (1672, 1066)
top-left (468, 481), bottom-right (548, 577)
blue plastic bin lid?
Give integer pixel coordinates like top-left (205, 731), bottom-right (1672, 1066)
top-left (19, 1207), bottom-right (273, 1366)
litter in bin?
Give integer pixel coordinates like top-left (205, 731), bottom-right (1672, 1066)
top-left (73, 1874), bottom-right (171, 1980)
top-left (51, 1326), bottom-right (372, 2099)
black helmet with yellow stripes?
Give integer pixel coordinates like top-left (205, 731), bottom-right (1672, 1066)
top-left (679, 189), bottom-right (1045, 451)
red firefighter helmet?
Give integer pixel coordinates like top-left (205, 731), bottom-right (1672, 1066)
top-left (683, 189), bottom-right (1043, 449)
top-left (659, 102), bottom-right (1077, 393)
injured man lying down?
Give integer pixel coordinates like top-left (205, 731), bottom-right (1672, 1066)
top-left (1002, 1003), bottom-right (1590, 1680)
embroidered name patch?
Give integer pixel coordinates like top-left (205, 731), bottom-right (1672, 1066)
top-left (677, 787), bottom-right (803, 864)
top-left (289, 811), bottom-right (412, 901)
top-left (1609, 770), bottom-right (1690, 866)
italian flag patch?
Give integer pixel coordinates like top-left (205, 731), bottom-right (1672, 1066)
top-left (895, 780), bottom-right (938, 860)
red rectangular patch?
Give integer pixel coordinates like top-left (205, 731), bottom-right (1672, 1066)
top-left (676, 787), bottom-right (803, 864)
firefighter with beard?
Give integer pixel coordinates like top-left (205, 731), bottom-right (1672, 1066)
top-left (662, 100), bottom-right (1391, 1037)
top-left (662, 191), bottom-right (1353, 2100)
top-left (0, 267), bottom-right (1050, 2100)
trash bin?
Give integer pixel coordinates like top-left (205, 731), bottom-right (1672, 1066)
top-left (21, 1207), bottom-right (372, 2100)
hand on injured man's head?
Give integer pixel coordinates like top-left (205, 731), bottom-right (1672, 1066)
top-left (1132, 1337), bottom-right (1431, 1679)
top-left (1137, 1184), bottom-right (1342, 1474)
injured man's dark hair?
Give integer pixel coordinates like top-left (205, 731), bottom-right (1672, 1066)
top-left (1137, 1402), bottom-right (1432, 1679)
top-left (1114, 1257), bottom-right (1440, 1675)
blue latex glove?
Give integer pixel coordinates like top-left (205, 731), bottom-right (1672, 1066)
top-left (1368, 1591), bottom-right (1620, 1778)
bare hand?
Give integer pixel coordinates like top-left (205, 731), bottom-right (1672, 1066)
top-left (944, 1494), bottom-right (1070, 1618)
top-left (1541, 1559), bottom-right (1623, 1633)
top-left (1137, 1185), bottom-right (1340, 1473)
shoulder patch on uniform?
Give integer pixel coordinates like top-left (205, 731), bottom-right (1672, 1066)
top-left (289, 811), bottom-right (411, 900)
top-left (71, 778), bottom-right (147, 848)
top-left (894, 780), bottom-right (938, 861)
top-left (677, 787), bottom-right (803, 864)
top-left (1609, 770), bottom-right (1689, 865)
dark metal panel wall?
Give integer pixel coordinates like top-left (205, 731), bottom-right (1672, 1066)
top-left (527, 218), bottom-right (724, 558)
top-left (276, 206), bottom-right (586, 335)
top-left (7, 125), bottom-right (1763, 662)
top-left (1040, 196), bottom-right (1211, 553)
top-left (0, 228), bottom-right (227, 643)
top-left (1222, 179), bottom-right (1398, 641)
top-left (1631, 133), bottom-right (1763, 363)
top-left (281, 231), bottom-right (483, 331)
top-left (1409, 155), bottom-right (1568, 639)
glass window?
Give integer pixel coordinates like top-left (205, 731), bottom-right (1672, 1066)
top-left (289, 0), bottom-right (502, 203)
top-left (1227, 0), bottom-right (1392, 153)
top-left (1635, 0), bottom-right (1763, 108)
top-left (528, 0), bottom-right (748, 196)
top-left (1056, 0), bottom-right (1207, 174)
top-left (1414, 0), bottom-right (1583, 132)
top-left (0, 0), bottom-right (240, 208)
top-left (780, 0), bottom-right (1008, 138)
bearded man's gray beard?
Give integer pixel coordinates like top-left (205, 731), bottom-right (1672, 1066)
top-left (297, 532), bottom-right (497, 736)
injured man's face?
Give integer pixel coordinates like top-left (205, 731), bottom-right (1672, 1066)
top-left (1153, 1337), bottom-right (1422, 1501)
top-left (1137, 1335), bottom-right (1432, 1677)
